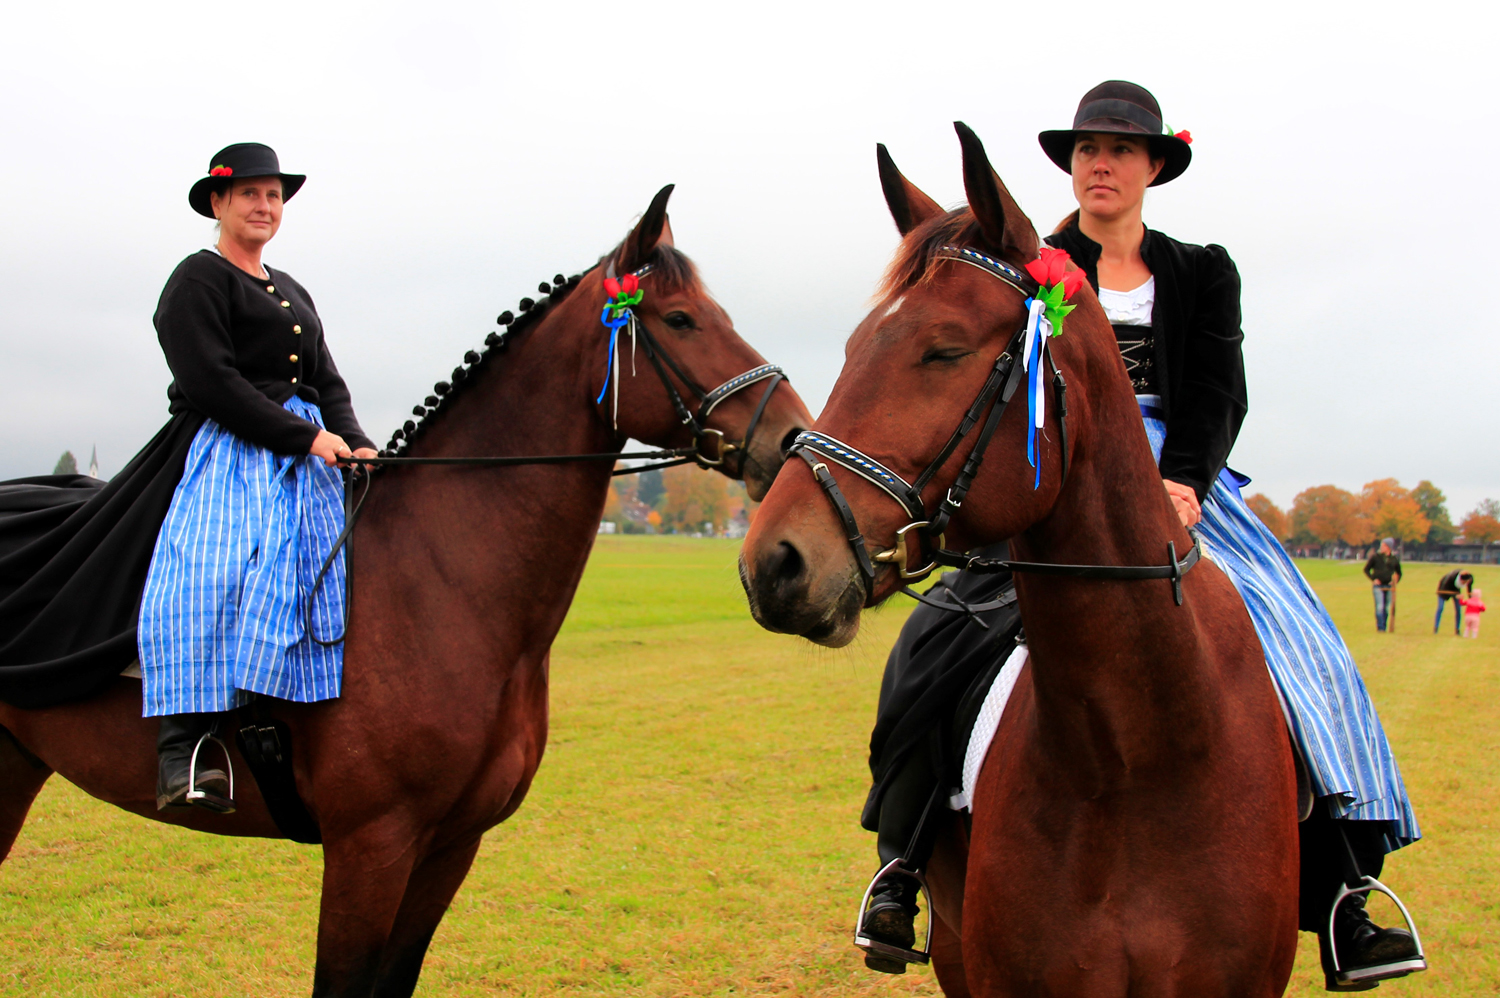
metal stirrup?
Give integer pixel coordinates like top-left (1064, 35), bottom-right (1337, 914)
top-left (184, 731), bottom-right (237, 814)
top-left (853, 857), bottom-right (934, 967)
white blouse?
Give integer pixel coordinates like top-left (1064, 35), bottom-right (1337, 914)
top-left (1098, 276), bottom-right (1155, 327)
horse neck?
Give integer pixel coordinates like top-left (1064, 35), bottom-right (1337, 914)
top-left (1008, 376), bottom-right (1221, 789)
top-left (361, 294), bottom-right (617, 639)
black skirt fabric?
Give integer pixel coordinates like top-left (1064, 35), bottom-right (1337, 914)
top-left (860, 542), bottom-right (1023, 831)
top-left (0, 412), bottom-right (204, 708)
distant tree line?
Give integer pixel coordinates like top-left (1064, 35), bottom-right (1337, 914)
top-left (603, 465), bottom-right (754, 536)
top-left (1245, 480), bottom-right (1500, 555)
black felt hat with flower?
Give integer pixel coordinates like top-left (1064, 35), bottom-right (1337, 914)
top-left (188, 142), bottom-right (307, 218)
top-left (1038, 81), bottom-right (1192, 187)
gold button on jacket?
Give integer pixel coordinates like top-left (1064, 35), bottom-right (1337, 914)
top-left (290, 354), bottom-right (299, 362)
top-left (281, 300), bottom-right (291, 308)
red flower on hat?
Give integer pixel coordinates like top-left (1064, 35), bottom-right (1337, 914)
top-left (210, 165), bottom-right (233, 177)
top-left (1171, 129), bottom-right (1192, 145)
top-left (1025, 247), bottom-right (1085, 300)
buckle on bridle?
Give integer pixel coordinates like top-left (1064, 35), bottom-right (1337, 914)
top-left (695, 427), bottom-right (734, 467)
top-left (873, 521), bottom-right (945, 581)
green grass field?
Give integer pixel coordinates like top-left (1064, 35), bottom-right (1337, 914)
top-left (2, 539), bottom-right (1495, 996)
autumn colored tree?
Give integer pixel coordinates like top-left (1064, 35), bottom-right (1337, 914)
top-left (659, 465), bottom-right (730, 534)
top-left (1246, 493), bottom-right (1288, 541)
top-left (1460, 502), bottom-right (1500, 551)
top-left (1360, 479), bottom-right (1429, 545)
top-left (1410, 480), bottom-right (1455, 543)
top-left (1291, 485), bottom-right (1360, 550)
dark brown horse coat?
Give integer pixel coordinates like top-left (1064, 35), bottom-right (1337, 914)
top-left (0, 188), bottom-right (811, 998)
top-left (741, 129), bottom-right (1298, 996)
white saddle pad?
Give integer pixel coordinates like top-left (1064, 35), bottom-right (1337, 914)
top-left (948, 642), bottom-right (1028, 812)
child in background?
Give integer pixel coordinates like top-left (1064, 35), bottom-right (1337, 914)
top-left (1462, 588), bottom-right (1485, 638)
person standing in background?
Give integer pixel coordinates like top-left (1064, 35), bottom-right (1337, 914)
top-left (1363, 538), bottom-right (1401, 632)
top-left (1434, 569), bottom-right (1474, 635)
top-left (1462, 588), bottom-right (1485, 638)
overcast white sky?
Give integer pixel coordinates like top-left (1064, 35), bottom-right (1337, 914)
top-left (2, 0), bottom-right (1494, 517)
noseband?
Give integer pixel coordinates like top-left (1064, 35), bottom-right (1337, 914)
top-left (788, 245), bottom-right (1199, 615)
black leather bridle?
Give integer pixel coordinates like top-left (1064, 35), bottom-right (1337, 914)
top-left (788, 244), bottom-right (1200, 618)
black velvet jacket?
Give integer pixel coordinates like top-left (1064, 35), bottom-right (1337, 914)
top-left (154, 251), bottom-right (374, 455)
top-left (1046, 221), bottom-right (1247, 500)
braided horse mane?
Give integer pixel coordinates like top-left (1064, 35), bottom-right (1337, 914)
top-left (379, 241), bottom-right (701, 457)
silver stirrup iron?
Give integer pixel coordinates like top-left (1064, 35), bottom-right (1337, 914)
top-left (184, 731), bottom-right (237, 814)
top-left (1328, 876), bottom-right (1427, 986)
top-left (853, 857), bottom-right (934, 966)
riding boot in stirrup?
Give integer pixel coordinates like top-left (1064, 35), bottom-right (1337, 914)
top-left (858, 871), bottom-right (922, 974)
top-left (1321, 891), bottom-right (1422, 991)
top-left (156, 712), bottom-right (234, 813)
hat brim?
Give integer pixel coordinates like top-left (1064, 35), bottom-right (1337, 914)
top-left (1038, 129), bottom-right (1191, 187)
top-left (188, 173), bottom-right (306, 218)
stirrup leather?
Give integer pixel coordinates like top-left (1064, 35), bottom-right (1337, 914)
top-left (185, 731), bottom-right (237, 814)
top-left (853, 857), bottom-right (933, 966)
top-left (1328, 876), bottom-right (1427, 985)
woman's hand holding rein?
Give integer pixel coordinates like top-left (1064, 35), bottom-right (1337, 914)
top-left (310, 429), bottom-right (376, 467)
top-left (1163, 478), bottom-right (1202, 528)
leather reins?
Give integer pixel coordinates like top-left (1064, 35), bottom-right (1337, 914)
top-left (787, 244), bottom-right (1200, 619)
top-left (304, 262), bottom-right (789, 644)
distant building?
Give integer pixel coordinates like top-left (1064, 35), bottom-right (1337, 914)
top-left (89, 446), bottom-right (99, 479)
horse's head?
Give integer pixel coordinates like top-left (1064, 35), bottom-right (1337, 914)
top-left (583, 185), bottom-right (812, 499)
top-left (741, 124), bottom-right (1128, 645)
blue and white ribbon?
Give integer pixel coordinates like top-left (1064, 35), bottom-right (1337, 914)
top-left (596, 305), bottom-right (639, 430)
top-left (1021, 296), bottom-right (1051, 489)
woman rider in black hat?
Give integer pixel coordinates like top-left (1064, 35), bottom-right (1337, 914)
top-left (856, 82), bottom-right (1424, 993)
top-left (0, 144), bottom-right (375, 812)
top-left (133, 143), bottom-right (377, 812)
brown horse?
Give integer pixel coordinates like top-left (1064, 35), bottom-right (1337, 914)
top-left (0, 185), bottom-right (811, 998)
top-left (740, 128), bottom-right (1298, 996)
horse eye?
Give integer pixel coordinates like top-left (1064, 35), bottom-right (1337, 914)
top-left (921, 348), bottom-right (971, 365)
top-left (664, 311), bottom-right (694, 331)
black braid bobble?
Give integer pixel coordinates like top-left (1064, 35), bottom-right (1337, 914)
top-left (391, 429), bottom-right (405, 441)
top-left (425, 395), bottom-right (439, 407)
top-left (554, 274), bottom-right (567, 286)
top-left (484, 332), bottom-right (501, 348)
top-left (451, 367), bottom-right (467, 384)
top-left (518, 297), bottom-right (535, 312)
top-left (412, 405), bottom-right (426, 417)
top-left (434, 381), bottom-right (451, 396)
top-left (464, 350), bottom-right (480, 365)
top-left (497, 311), bottom-right (515, 326)
top-left (538, 282), bottom-right (552, 294)
top-left (403, 420), bottom-right (416, 433)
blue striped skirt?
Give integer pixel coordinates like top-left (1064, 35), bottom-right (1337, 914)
top-left (1139, 397), bottom-right (1418, 851)
top-left (137, 397), bottom-right (346, 716)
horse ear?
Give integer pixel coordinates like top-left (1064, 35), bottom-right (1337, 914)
top-left (617, 184), bottom-right (675, 274)
top-left (877, 143), bottom-right (944, 236)
top-left (954, 122), bottom-right (1039, 262)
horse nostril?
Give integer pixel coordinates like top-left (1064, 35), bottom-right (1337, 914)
top-left (779, 426), bottom-right (806, 459)
top-left (771, 540), bottom-right (806, 585)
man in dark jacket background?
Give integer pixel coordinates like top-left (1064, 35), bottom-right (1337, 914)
top-left (1363, 539), bottom-right (1401, 632)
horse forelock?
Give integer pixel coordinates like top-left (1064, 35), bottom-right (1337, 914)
top-left (603, 241), bottom-right (704, 296)
top-left (875, 207), bottom-right (985, 304)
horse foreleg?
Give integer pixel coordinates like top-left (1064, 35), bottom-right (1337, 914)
top-left (370, 835), bottom-right (483, 998)
top-left (311, 825), bottom-right (422, 998)
top-left (926, 809), bottom-right (971, 997)
top-left (0, 726), bottom-right (52, 865)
